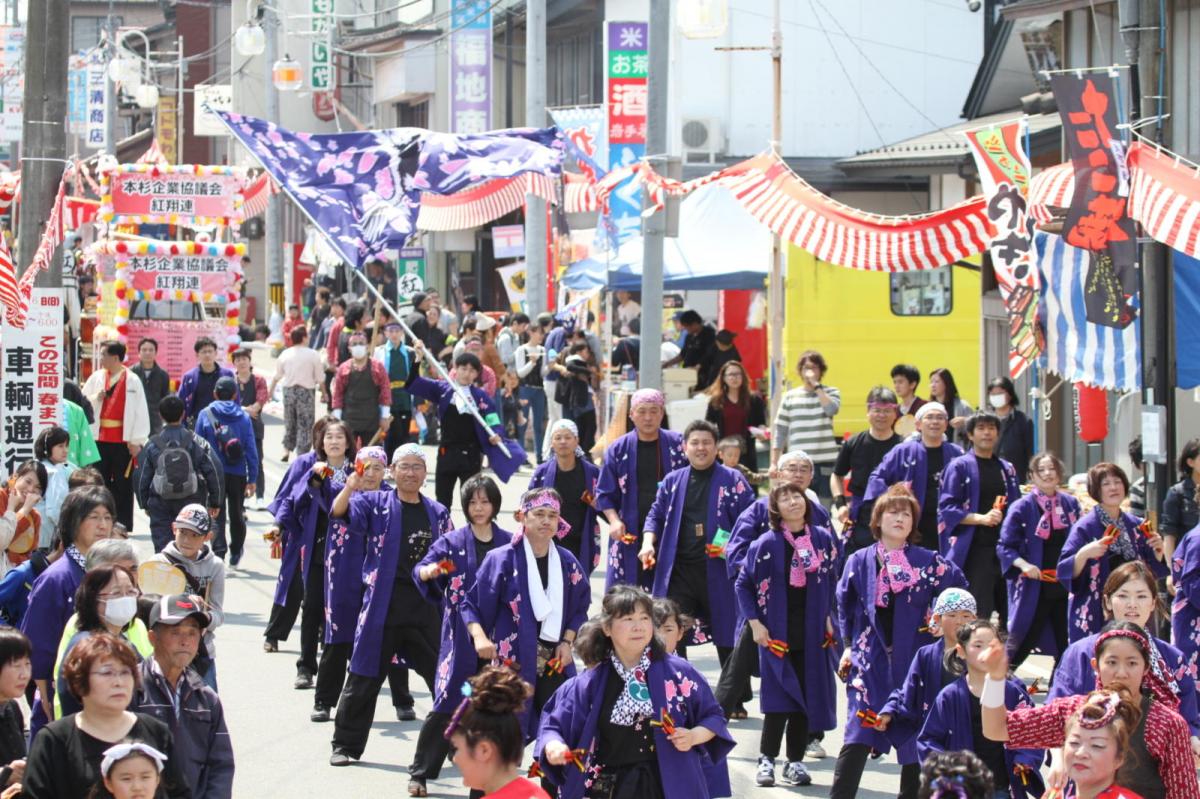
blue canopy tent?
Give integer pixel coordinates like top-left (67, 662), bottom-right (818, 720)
top-left (562, 183), bottom-right (773, 290)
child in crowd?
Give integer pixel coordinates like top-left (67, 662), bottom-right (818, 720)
top-left (92, 741), bottom-right (166, 799)
top-left (718, 437), bottom-right (768, 489)
top-left (652, 597), bottom-right (692, 656)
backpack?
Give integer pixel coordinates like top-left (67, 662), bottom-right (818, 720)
top-left (204, 408), bottom-right (245, 463)
top-left (151, 432), bottom-right (200, 501)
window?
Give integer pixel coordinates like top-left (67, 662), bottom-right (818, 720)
top-left (890, 266), bottom-right (953, 316)
top-left (72, 17), bottom-right (121, 53)
top-left (397, 99), bottom-right (429, 129)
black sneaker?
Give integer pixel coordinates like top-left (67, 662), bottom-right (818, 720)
top-left (294, 669), bottom-right (314, 689)
top-left (329, 749), bottom-right (353, 767)
top-left (782, 761), bottom-right (812, 786)
top-left (310, 704), bottom-right (330, 722)
top-left (396, 706), bottom-right (417, 721)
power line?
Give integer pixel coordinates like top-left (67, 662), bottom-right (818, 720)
top-left (333, 0), bottom-right (508, 59)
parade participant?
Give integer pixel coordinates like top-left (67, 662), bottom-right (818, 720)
top-left (639, 420), bottom-right (755, 661)
top-left (878, 587), bottom-right (978, 796)
top-left (23, 634), bottom-right (190, 799)
top-left (863, 402), bottom-right (964, 552)
top-left (831, 386), bottom-right (902, 555)
top-left (271, 326), bottom-right (324, 461)
top-left (771, 350), bottom-right (840, 498)
top-left (408, 475), bottom-right (513, 796)
top-left (0, 461), bottom-right (45, 576)
top-left (513, 323), bottom-right (547, 463)
top-left (734, 482), bottom-right (838, 787)
top-left (998, 451), bottom-right (1081, 669)
top-left (231, 349), bottom-right (268, 511)
top-left (1160, 438), bottom-right (1200, 561)
top-left (136, 396), bottom-right (223, 554)
top-left (1058, 693), bottom-right (1148, 799)
top-left (328, 444), bottom-right (451, 767)
top-left (918, 751), bottom-right (998, 799)
top-left (529, 420), bottom-right (602, 577)
top-left (83, 341), bottom-right (151, 534)
top-left (131, 340), bottom-right (170, 438)
top-left (987, 376), bottom-right (1034, 481)
top-left (652, 597), bottom-right (691, 656)
top-left (980, 623), bottom-right (1200, 799)
top-left (928, 368), bottom-right (974, 446)
top-left (1059, 463), bottom-right (1167, 642)
top-left (1049, 563), bottom-right (1200, 738)
top-left (194, 377), bottom-right (258, 568)
top-left (145, 506), bottom-right (226, 692)
top-left (329, 302), bottom-right (368, 370)
top-left (265, 419), bottom-right (354, 691)
top-left (536, 584), bottom-right (734, 799)
top-left (463, 488), bottom-right (590, 743)
top-left (177, 337), bottom-right (235, 429)
top-left (1173, 519), bottom-right (1200, 675)
top-left (135, 594), bottom-right (234, 799)
top-left (704, 360), bottom-right (768, 472)
top-left (596, 389), bottom-right (686, 589)
top-left (93, 742), bottom-right (166, 799)
top-left (890, 364), bottom-right (927, 418)
top-left (407, 340), bottom-right (524, 510)
top-left (0, 628), bottom-right (30, 790)
top-left (331, 331), bottom-right (391, 450)
top-left (915, 620), bottom-right (1045, 799)
top-left (829, 484), bottom-right (966, 799)
top-left (22, 486), bottom-right (115, 731)
top-left (374, 319), bottom-right (415, 461)
top-left (35, 427), bottom-right (76, 548)
top-left (448, 666), bottom-right (550, 799)
top-left (311, 446), bottom-right (395, 722)
top-left (937, 412), bottom-right (1022, 622)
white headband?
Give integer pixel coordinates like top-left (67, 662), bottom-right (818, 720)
top-left (101, 742), bottom-right (167, 778)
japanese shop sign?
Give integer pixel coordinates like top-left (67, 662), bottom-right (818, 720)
top-left (449, 0), bottom-right (492, 134)
top-left (397, 247), bottom-right (426, 300)
top-left (101, 165), bottom-right (245, 225)
top-left (2, 289), bottom-right (63, 477)
top-left (605, 21), bottom-right (649, 242)
top-left (124, 253), bottom-right (237, 296)
top-left (310, 0), bottom-right (333, 91)
top-left (86, 52), bottom-right (108, 151)
top-left (0, 27), bottom-right (24, 143)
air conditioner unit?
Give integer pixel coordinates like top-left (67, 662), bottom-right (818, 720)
top-left (681, 117), bottom-right (723, 164)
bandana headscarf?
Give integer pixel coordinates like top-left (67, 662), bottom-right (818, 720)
top-left (609, 649), bottom-right (653, 725)
top-left (933, 587), bottom-right (977, 616)
top-left (1032, 488), bottom-right (1069, 539)
top-left (914, 401), bottom-right (948, 422)
top-left (1095, 506), bottom-right (1137, 562)
top-left (1095, 627), bottom-right (1181, 702)
top-left (391, 443), bottom-right (427, 465)
top-left (520, 490), bottom-right (572, 539)
top-left (100, 742), bottom-right (167, 778)
top-left (356, 446), bottom-right (387, 466)
top-left (875, 544), bottom-right (919, 608)
top-left (550, 419), bottom-right (579, 437)
top-left (630, 389), bottom-right (665, 410)
top-left (781, 524), bottom-right (822, 588)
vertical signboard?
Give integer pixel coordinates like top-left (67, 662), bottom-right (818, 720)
top-left (449, 0), bottom-right (492, 134)
top-left (68, 54), bottom-right (88, 135)
top-left (397, 247), bottom-right (426, 301)
top-left (2, 289), bottom-right (63, 477)
top-left (604, 21), bottom-right (648, 242)
top-left (0, 27), bottom-right (24, 143)
top-left (86, 51), bottom-right (108, 151)
top-left (156, 96), bottom-right (178, 164)
top-left (310, 0), bottom-right (333, 91)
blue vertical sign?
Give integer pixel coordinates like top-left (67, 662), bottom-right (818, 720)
top-left (604, 21), bottom-right (648, 247)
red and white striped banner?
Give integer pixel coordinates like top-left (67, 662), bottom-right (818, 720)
top-left (64, 197), bottom-right (100, 230)
top-left (563, 172), bottom-right (598, 214)
top-left (240, 172), bottom-right (278, 220)
top-left (136, 139), bottom-right (170, 167)
top-left (1127, 140), bottom-right (1200, 260)
top-left (416, 173), bottom-right (556, 232)
top-left (1029, 162), bottom-right (1074, 225)
top-left (0, 234), bottom-right (22, 327)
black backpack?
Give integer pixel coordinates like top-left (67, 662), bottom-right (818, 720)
top-left (204, 408), bottom-right (244, 463)
top-left (150, 432), bottom-right (200, 501)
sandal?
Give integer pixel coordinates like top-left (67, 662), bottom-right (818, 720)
top-left (408, 779), bottom-right (428, 797)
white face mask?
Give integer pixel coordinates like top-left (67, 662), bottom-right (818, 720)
top-left (350, 345), bottom-right (368, 359)
top-left (988, 394), bottom-right (1008, 410)
top-left (102, 596), bottom-right (139, 628)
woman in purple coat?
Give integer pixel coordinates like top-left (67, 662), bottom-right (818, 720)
top-left (408, 474), bottom-right (512, 793)
top-left (997, 451), bottom-right (1081, 670)
top-left (829, 484), bottom-right (966, 799)
top-left (1172, 523), bottom-right (1200, 679)
top-left (463, 488), bottom-right (591, 743)
top-left (536, 584), bottom-right (734, 799)
top-left (734, 482), bottom-right (838, 788)
top-left (529, 420), bottom-right (602, 577)
top-left (1057, 462), bottom-right (1167, 642)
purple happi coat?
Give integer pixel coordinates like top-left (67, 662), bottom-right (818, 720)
top-left (412, 523), bottom-right (513, 713)
top-left (268, 452), bottom-right (319, 605)
top-left (406, 375), bottom-right (526, 482)
top-left (529, 457), bottom-right (602, 577)
top-left (596, 429), bottom-right (686, 589)
top-left (1057, 508), bottom-right (1169, 642)
top-left (272, 461), bottom-right (352, 606)
top-left (836, 544), bottom-right (966, 757)
top-left (644, 464), bottom-right (755, 648)
top-left (880, 641), bottom-right (952, 763)
top-left (1172, 526), bottom-right (1200, 686)
top-left (733, 525), bottom-right (839, 729)
top-left (535, 653), bottom-right (735, 799)
top-left (917, 677), bottom-right (1045, 799)
top-left (345, 491), bottom-right (452, 677)
top-left (726, 494), bottom-right (834, 580)
top-left (936, 451), bottom-right (1022, 566)
top-left (461, 540), bottom-right (591, 741)
top-left (1048, 631), bottom-right (1200, 735)
top-left (997, 490), bottom-right (1081, 660)
top-left (863, 439), bottom-right (964, 507)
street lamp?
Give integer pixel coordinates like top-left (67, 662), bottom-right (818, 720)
top-left (235, 21), bottom-right (266, 56)
top-left (272, 54), bottom-right (302, 91)
top-left (108, 52), bottom-right (142, 88)
top-left (135, 83), bottom-right (159, 109)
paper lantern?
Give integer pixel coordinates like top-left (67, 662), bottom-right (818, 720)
top-left (1074, 383), bottom-right (1109, 444)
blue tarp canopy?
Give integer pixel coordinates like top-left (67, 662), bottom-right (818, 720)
top-left (562, 183), bottom-right (773, 291)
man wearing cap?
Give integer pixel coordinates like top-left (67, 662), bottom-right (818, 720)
top-left (596, 388), bottom-right (687, 589)
top-left (373, 319), bottom-right (415, 462)
top-left (863, 402), bottom-right (963, 552)
top-left (331, 331), bottom-right (391, 450)
top-left (327, 444), bottom-right (452, 766)
top-left (136, 593), bottom-right (234, 798)
top-left (194, 377), bottom-right (259, 566)
top-left (83, 340), bottom-right (151, 532)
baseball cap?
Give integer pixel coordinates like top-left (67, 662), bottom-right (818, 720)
top-left (173, 504), bottom-right (211, 535)
top-left (214, 376), bottom-right (238, 400)
top-left (149, 594), bottom-right (212, 629)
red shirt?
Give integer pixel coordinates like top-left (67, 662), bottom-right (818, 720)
top-left (721, 399), bottom-right (749, 437)
top-left (484, 778), bottom-right (550, 799)
top-left (97, 370), bottom-right (127, 443)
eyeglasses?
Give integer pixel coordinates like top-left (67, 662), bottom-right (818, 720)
top-left (90, 667), bottom-right (134, 681)
top-left (394, 463), bottom-right (425, 473)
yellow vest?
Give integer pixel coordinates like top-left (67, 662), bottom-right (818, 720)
top-left (51, 616), bottom-right (152, 719)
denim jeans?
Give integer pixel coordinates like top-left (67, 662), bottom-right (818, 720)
top-left (519, 385), bottom-right (547, 463)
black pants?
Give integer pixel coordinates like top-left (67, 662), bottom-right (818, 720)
top-left (97, 441), bottom-right (134, 532)
top-left (964, 547), bottom-right (1007, 628)
top-left (265, 568), bottom-right (303, 643)
top-left (254, 435), bottom-right (265, 500)
top-left (410, 711), bottom-right (453, 781)
top-left (383, 410), bottom-right (412, 463)
top-left (263, 540), bottom-right (323, 673)
top-left (714, 621), bottom-right (756, 712)
top-left (830, 743), bottom-right (921, 799)
top-left (568, 409), bottom-right (597, 456)
top-left (762, 710), bottom-right (809, 761)
top-left (669, 560), bottom-right (717, 660)
top-left (213, 473), bottom-right (246, 563)
top-left (315, 642), bottom-right (411, 711)
top-left (332, 620), bottom-right (439, 758)
top-left (349, 425), bottom-right (381, 451)
top-left (1012, 590), bottom-right (1070, 672)
top-left (435, 447), bottom-right (482, 512)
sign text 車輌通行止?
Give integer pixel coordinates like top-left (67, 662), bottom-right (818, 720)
top-left (2, 289), bottom-right (63, 478)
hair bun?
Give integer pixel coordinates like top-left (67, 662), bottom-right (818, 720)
top-left (469, 665), bottom-right (532, 716)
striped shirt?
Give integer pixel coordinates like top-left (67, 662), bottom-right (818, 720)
top-left (773, 384), bottom-right (841, 464)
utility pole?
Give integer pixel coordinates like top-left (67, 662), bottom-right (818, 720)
top-left (638, 0), bottom-right (669, 391)
top-left (17, 0), bottom-right (68, 286)
top-left (104, 16), bottom-right (119, 158)
top-left (264, 5), bottom-right (284, 315)
top-left (524, 0), bottom-right (547, 319)
top-left (767, 0), bottom-right (784, 416)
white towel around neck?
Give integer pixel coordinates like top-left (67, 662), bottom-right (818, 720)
top-left (523, 535), bottom-right (564, 643)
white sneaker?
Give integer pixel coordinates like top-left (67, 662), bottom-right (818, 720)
top-left (805, 740), bottom-right (826, 759)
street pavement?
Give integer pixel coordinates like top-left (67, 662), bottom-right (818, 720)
top-left (123, 407), bottom-right (1054, 798)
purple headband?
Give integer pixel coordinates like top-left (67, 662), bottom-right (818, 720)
top-left (630, 388), bottom-right (665, 410)
top-left (519, 491), bottom-right (572, 540)
top-left (356, 446), bottom-right (387, 465)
